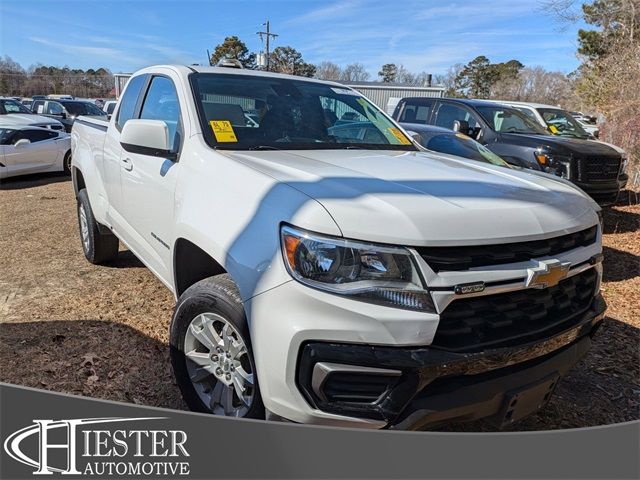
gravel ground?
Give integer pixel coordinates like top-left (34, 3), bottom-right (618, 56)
top-left (1, 174), bottom-right (638, 430)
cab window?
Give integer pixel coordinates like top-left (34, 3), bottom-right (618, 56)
top-left (399, 104), bottom-right (431, 123)
top-left (139, 76), bottom-right (182, 152)
top-left (116, 74), bottom-right (147, 130)
top-left (434, 103), bottom-right (478, 130)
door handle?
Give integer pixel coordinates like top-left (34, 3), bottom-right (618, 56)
top-left (121, 157), bottom-right (133, 171)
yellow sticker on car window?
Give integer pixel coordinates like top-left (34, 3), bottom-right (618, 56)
top-left (548, 124), bottom-right (559, 134)
top-left (210, 120), bottom-right (237, 143)
top-left (388, 127), bottom-right (412, 145)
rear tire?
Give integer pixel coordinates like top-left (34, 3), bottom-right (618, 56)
top-left (170, 274), bottom-right (264, 419)
top-left (76, 189), bottom-right (119, 264)
top-left (63, 151), bottom-right (72, 175)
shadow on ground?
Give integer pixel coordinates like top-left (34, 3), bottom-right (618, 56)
top-left (0, 319), bottom-right (185, 410)
top-left (0, 172), bottom-right (71, 190)
top-left (104, 249), bottom-right (146, 269)
top-left (603, 246), bottom-right (640, 282)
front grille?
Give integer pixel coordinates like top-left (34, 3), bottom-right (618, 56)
top-left (579, 156), bottom-right (621, 182)
top-left (432, 268), bottom-right (598, 353)
top-left (415, 226), bottom-right (597, 272)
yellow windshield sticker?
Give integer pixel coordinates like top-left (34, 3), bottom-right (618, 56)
top-left (548, 124), bottom-right (559, 134)
top-left (388, 127), bottom-right (412, 145)
top-left (210, 120), bottom-right (237, 143)
top-left (455, 132), bottom-right (471, 140)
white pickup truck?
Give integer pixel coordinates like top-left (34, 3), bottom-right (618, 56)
top-left (71, 65), bottom-right (606, 430)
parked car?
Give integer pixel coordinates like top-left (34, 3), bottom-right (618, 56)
top-left (72, 65), bottom-right (606, 430)
top-left (20, 98), bottom-right (33, 109)
top-left (102, 100), bottom-right (117, 116)
top-left (31, 99), bottom-right (107, 132)
top-left (571, 112), bottom-right (600, 138)
top-left (393, 97), bottom-right (628, 204)
top-left (47, 94), bottom-right (74, 100)
top-left (0, 125), bottom-right (71, 179)
top-left (397, 123), bottom-right (512, 166)
top-left (0, 97), bottom-right (65, 131)
top-left (491, 101), bottom-right (599, 139)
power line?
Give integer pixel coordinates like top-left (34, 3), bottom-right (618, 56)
top-left (256, 20), bottom-right (278, 71)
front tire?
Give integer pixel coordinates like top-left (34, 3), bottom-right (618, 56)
top-left (76, 189), bottom-right (119, 264)
top-left (170, 274), bottom-right (264, 418)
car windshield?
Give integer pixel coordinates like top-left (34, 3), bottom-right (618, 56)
top-left (476, 106), bottom-right (548, 135)
top-left (190, 73), bottom-right (417, 151)
top-left (1, 99), bottom-right (32, 114)
top-left (538, 108), bottom-right (590, 139)
top-left (425, 132), bottom-right (510, 167)
top-left (62, 101), bottom-right (106, 117)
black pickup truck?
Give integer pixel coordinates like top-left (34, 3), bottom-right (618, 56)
top-left (393, 97), bottom-right (628, 204)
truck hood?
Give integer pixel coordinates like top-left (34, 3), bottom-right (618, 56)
top-left (224, 149), bottom-right (598, 246)
top-left (499, 133), bottom-right (621, 158)
top-left (0, 113), bottom-right (62, 127)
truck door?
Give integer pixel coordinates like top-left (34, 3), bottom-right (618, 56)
top-left (102, 74), bottom-right (148, 228)
top-left (117, 74), bottom-right (182, 284)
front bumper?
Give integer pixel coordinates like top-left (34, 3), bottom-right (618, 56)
top-left (295, 295), bottom-right (606, 429)
top-left (573, 174), bottom-right (628, 204)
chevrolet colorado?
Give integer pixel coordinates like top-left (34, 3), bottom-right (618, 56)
top-left (71, 65), bottom-right (606, 429)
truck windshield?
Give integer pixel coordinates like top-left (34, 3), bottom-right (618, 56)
top-left (190, 73), bottom-right (417, 151)
top-left (538, 108), bottom-right (590, 139)
top-left (476, 106), bottom-right (548, 135)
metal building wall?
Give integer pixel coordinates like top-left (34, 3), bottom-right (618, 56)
top-left (345, 85), bottom-right (444, 114)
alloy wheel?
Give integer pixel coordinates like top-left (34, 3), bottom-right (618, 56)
top-left (183, 312), bottom-right (255, 417)
top-left (78, 204), bottom-right (90, 253)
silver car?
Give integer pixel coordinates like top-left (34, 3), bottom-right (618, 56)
top-left (0, 125), bottom-right (71, 179)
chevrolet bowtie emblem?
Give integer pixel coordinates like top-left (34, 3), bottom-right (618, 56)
top-left (525, 260), bottom-right (571, 289)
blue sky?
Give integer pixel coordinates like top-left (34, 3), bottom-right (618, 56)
top-left (0, 0), bottom-right (586, 76)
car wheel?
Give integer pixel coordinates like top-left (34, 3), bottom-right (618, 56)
top-left (76, 189), bottom-right (119, 264)
top-left (63, 151), bottom-right (72, 175)
top-left (170, 274), bottom-right (264, 419)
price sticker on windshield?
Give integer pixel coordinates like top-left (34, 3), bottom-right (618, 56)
top-left (548, 124), bottom-right (559, 134)
top-left (388, 127), bottom-right (412, 145)
top-left (210, 120), bottom-right (237, 143)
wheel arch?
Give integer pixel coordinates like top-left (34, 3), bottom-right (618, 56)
top-left (72, 166), bottom-right (86, 197)
top-left (173, 237), bottom-right (227, 298)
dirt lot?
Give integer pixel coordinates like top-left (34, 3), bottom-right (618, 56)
top-left (1, 173), bottom-right (638, 430)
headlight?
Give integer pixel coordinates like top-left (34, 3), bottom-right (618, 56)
top-left (280, 225), bottom-right (434, 312)
top-left (535, 150), bottom-right (570, 178)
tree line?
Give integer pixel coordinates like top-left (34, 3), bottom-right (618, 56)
top-left (0, 56), bottom-right (114, 98)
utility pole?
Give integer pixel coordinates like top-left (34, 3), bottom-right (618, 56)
top-left (257, 20), bottom-right (278, 71)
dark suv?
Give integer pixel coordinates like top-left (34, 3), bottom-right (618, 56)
top-left (393, 97), bottom-right (628, 204)
top-left (31, 99), bottom-right (107, 133)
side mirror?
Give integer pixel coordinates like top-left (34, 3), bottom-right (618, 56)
top-left (14, 139), bottom-right (30, 148)
top-left (59, 112), bottom-right (67, 119)
top-left (405, 130), bottom-right (423, 144)
top-left (452, 120), bottom-right (470, 135)
top-left (120, 119), bottom-right (176, 160)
